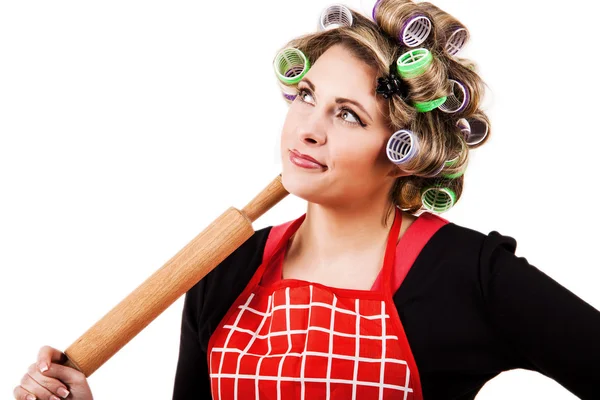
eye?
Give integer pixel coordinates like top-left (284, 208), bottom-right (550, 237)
top-left (338, 106), bottom-right (366, 127)
top-left (295, 87), bottom-right (367, 128)
top-left (340, 107), bottom-right (361, 125)
top-left (296, 88), bottom-right (314, 104)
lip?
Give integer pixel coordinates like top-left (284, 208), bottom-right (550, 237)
top-left (289, 149), bottom-right (327, 169)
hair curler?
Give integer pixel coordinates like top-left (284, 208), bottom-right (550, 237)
top-left (442, 158), bottom-right (467, 179)
top-left (277, 80), bottom-right (299, 102)
top-left (399, 15), bottom-right (432, 47)
top-left (396, 48), bottom-right (433, 79)
top-left (361, 0), bottom-right (431, 47)
top-left (421, 185), bottom-right (456, 213)
top-left (439, 79), bottom-right (469, 114)
top-left (319, 3), bottom-right (354, 30)
top-left (386, 129), bottom-right (418, 166)
top-left (446, 28), bottom-right (469, 56)
top-left (456, 115), bottom-right (488, 147)
top-left (273, 48), bottom-right (310, 85)
top-left (456, 117), bottom-right (471, 137)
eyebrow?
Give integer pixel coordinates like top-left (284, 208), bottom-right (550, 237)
top-left (300, 77), bottom-right (373, 123)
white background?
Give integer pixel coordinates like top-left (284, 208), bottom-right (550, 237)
top-left (1, 0), bottom-right (599, 398)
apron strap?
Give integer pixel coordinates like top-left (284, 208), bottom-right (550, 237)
top-left (262, 214), bottom-right (307, 264)
top-left (260, 213), bottom-right (307, 285)
top-left (261, 210), bottom-right (449, 294)
top-left (373, 211), bottom-right (449, 294)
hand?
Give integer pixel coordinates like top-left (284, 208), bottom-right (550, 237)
top-left (13, 345), bottom-right (94, 400)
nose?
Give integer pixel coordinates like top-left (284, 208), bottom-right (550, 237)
top-left (296, 110), bottom-right (327, 145)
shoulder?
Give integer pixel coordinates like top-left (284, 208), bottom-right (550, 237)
top-left (420, 215), bottom-right (517, 260)
top-left (394, 217), bottom-right (523, 319)
top-left (404, 217), bottom-right (519, 289)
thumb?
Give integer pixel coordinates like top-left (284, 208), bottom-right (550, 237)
top-left (37, 345), bottom-right (68, 373)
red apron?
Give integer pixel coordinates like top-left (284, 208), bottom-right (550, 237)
top-left (208, 207), bottom-right (438, 400)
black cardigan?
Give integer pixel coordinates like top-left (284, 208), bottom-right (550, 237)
top-left (171, 221), bottom-right (600, 399)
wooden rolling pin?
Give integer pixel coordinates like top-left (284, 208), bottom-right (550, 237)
top-left (62, 174), bottom-right (288, 376)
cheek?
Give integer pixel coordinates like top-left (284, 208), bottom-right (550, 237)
top-left (332, 137), bottom-right (384, 173)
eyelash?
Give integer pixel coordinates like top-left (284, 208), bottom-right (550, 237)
top-left (295, 87), bottom-right (367, 128)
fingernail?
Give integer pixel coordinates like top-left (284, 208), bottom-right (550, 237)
top-left (26, 395), bottom-right (36, 400)
top-left (50, 396), bottom-right (61, 400)
top-left (57, 387), bottom-right (70, 398)
top-left (38, 362), bottom-right (48, 373)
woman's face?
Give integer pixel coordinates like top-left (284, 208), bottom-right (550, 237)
top-left (280, 44), bottom-right (407, 209)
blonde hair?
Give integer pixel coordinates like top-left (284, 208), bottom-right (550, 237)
top-left (275, 0), bottom-right (491, 221)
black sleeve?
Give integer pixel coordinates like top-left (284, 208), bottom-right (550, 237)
top-left (172, 277), bottom-right (212, 399)
top-left (479, 231), bottom-right (600, 399)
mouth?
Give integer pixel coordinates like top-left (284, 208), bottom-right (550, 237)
top-left (289, 149), bottom-right (327, 170)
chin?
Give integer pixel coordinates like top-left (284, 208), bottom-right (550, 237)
top-left (281, 169), bottom-right (326, 203)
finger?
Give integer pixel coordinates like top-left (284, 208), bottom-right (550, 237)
top-left (32, 360), bottom-right (85, 392)
top-left (13, 384), bottom-right (39, 400)
top-left (36, 345), bottom-right (67, 373)
top-left (19, 371), bottom-right (55, 399)
top-left (26, 363), bottom-right (71, 399)
top-left (42, 361), bottom-right (87, 388)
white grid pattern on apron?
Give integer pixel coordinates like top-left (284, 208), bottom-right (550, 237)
top-left (210, 284), bottom-right (415, 399)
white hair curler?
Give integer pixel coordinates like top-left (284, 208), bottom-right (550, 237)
top-left (446, 27), bottom-right (469, 56)
top-left (360, 0), bottom-right (431, 47)
top-left (273, 48), bottom-right (310, 85)
top-left (400, 15), bottom-right (432, 47)
top-left (319, 4), bottom-right (354, 30)
top-left (386, 129), bottom-right (418, 166)
top-left (439, 79), bottom-right (469, 114)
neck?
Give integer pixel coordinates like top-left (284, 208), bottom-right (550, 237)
top-left (287, 196), bottom-right (399, 266)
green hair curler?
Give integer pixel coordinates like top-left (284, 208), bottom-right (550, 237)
top-left (274, 48), bottom-right (310, 85)
top-left (423, 154), bottom-right (466, 178)
top-left (396, 48), bottom-right (433, 79)
top-left (421, 186), bottom-right (456, 213)
top-left (440, 146), bottom-right (467, 179)
top-left (442, 170), bottom-right (465, 179)
top-left (414, 96), bottom-right (447, 112)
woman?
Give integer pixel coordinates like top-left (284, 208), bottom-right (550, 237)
top-left (13, 1), bottom-right (600, 399)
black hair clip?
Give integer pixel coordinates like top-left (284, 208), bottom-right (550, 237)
top-left (376, 64), bottom-right (409, 100)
